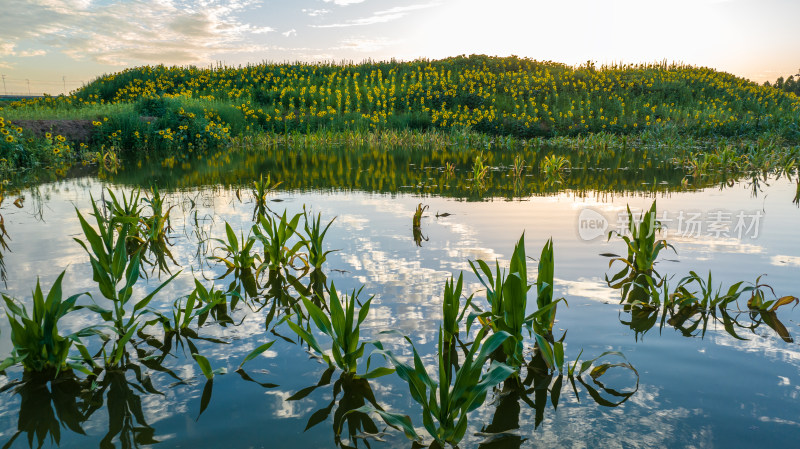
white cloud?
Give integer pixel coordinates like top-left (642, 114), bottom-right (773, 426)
top-left (0, 42), bottom-right (15, 56)
top-left (250, 26), bottom-right (276, 34)
top-left (313, 3), bottom-right (438, 28)
top-left (17, 49), bottom-right (47, 57)
top-left (0, 0), bottom-right (275, 66)
top-left (332, 37), bottom-right (398, 52)
top-left (282, 29), bottom-right (297, 37)
top-left (322, 0), bottom-right (366, 5)
top-left (301, 8), bottom-right (331, 17)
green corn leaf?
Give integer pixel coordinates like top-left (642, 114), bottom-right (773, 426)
top-left (0, 357), bottom-right (15, 372)
top-left (346, 406), bottom-right (421, 442)
top-left (534, 333), bottom-right (555, 370)
top-left (75, 206), bottom-right (107, 263)
top-left (111, 227), bottom-right (128, 279)
top-left (300, 295), bottom-right (334, 337)
top-left (113, 324), bottom-right (138, 365)
top-left (2, 295), bottom-right (25, 318)
top-left (554, 340), bottom-right (564, 371)
top-left (239, 341), bottom-right (276, 369)
top-left (193, 353), bottom-right (214, 380)
top-left (90, 258), bottom-right (116, 301)
top-left (224, 222), bottom-right (238, 252)
top-left (286, 320), bottom-right (328, 362)
top-left (361, 366), bottom-right (395, 379)
top-left (133, 271), bottom-right (180, 314)
top-left (328, 284), bottom-right (346, 338)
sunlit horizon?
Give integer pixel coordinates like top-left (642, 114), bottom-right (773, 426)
top-left (1, 0), bottom-right (798, 95)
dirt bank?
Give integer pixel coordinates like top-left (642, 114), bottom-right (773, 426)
top-left (9, 119), bottom-right (94, 143)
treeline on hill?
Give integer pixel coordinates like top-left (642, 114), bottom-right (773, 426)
top-left (1, 55), bottom-right (799, 178)
top-left (765, 69), bottom-right (800, 97)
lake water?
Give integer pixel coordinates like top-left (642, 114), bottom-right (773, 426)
top-left (1, 146), bottom-right (799, 448)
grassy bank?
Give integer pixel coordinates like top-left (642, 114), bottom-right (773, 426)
top-left (1, 55), bottom-right (799, 185)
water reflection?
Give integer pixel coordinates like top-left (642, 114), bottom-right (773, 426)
top-left (287, 368), bottom-right (382, 449)
top-left (621, 303), bottom-right (795, 344)
top-left (1, 373), bottom-right (86, 449)
top-left (0, 206), bottom-right (9, 288)
top-left (98, 146), bottom-right (763, 200)
top-left (477, 342), bottom-right (639, 449)
top-left (1, 362), bottom-right (166, 449)
top-left (1, 148), bottom-right (799, 448)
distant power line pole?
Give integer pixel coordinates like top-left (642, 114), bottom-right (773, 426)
top-left (26, 79), bottom-right (31, 95)
top-left (63, 76), bottom-right (66, 95)
top-left (1, 75), bottom-right (6, 95)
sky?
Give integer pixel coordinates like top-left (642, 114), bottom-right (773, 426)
top-left (0, 0), bottom-right (798, 95)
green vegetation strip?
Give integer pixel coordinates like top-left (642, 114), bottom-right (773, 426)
top-left (0, 56), bottom-right (798, 186)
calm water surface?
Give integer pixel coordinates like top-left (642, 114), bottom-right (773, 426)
top-left (1, 147), bottom-right (799, 448)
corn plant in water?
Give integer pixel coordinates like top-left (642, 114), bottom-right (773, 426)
top-left (254, 210), bottom-right (306, 276)
top-left (302, 207), bottom-right (337, 270)
top-left (104, 189), bottom-right (143, 228)
top-left (138, 186), bottom-right (177, 276)
top-left (741, 277), bottom-right (798, 342)
top-left (605, 200), bottom-right (675, 305)
top-left (103, 187), bottom-right (177, 277)
top-left (472, 152), bottom-right (489, 183)
top-left (413, 203), bottom-right (428, 229)
top-left (301, 207), bottom-right (337, 303)
top-left (441, 273), bottom-right (473, 374)
top-left (358, 328), bottom-right (514, 448)
top-left (442, 273), bottom-right (472, 345)
top-left (148, 279), bottom-right (227, 337)
top-left (209, 222), bottom-right (259, 298)
top-left (469, 234), bottom-right (564, 370)
top-left (251, 173), bottom-right (281, 220)
top-left (744, 275), bottom-right (799, 312)
top-left (510, 154), bottom-right (525, 178)
top-left (670, 271), bottom-right (744, 310)
top-left (74, 197), bottom-right (177, 367)
top-left (1, 271), bottom-right (87, 376)
top-left (287, 284), bottom-right (392, 379)
top-left (484, 345), bottom-right (639, 435)
top-left (444, 161), bottom-right (456, 177)
top-left (539, 154), bottom-right (570, 179)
